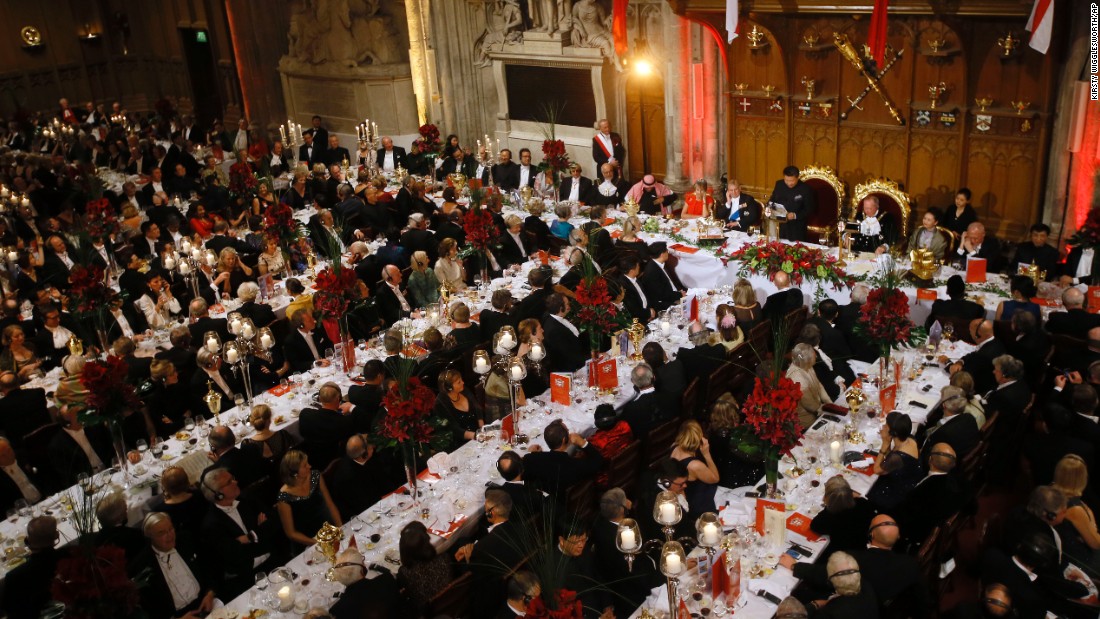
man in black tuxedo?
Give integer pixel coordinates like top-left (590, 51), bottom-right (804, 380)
top-left (762, 270), bottom-right (805, 325)
top-left (944, 318), bottom-right (1006, 394)
top-left (322, 134), bottom-right (351, 167)
top-left (48, 406), bottom-right (112, 487)
top-left (330, 434), bottom-right (389, 518)
top-left (399, 213), bottom-right (437, 262)
top-left (374, 264), bottom-right (415, 327)
top-left (204, 220), bottom-right (255, 258)
top-left (199, 468), bottom-right (281, 599)
top-left (918, 391), bottom-right (979, 465)
top-left (347, 360), bottom-right (385, 430)
top-left (0, 373), bottom-right (52, 450)
top-left (979, 538), bottom-right (1066, 619)
top-left (592, 488), bottom-right (661, 616)
top-left (639, 242), bottom-right (687, 313)
top-left (310, 115), bottom-right (329, 157)
top-left (164, 163), bottom-right (199, 197)
top-left (438, 148), bottom-right (477, 181)
top-left (329, 549), bottom-right (401, 619)
top-left (299, 382), bottom-right (357, 468)
top-left (616, 364), bottom-right (668, 436)
top-left (637, 458), bottom-right (695, 541)
top-left (984, 355), bottom-right (1032, 429)
top-left (541, 293), bottom-right (587, 373)
top-left (140, 166), bottom-right (168, 206)
top-left (618, 254), bottom-right (653, 323)
top-left (1011, 224), bottom-right (1060, 280)
top-left (454, 489), bottom-right (528, 612)
top-left (953, 222), bottom-right (1003, 272)
top-left (187, 299), bottom-right (230, 346)
top-left (133, 221), bottom-right (163, 259)
top-left (0, 437), bottom-right (48, 515)
top-left (375, 137), bottom-right (407, 172)
top-left (521, 420), bottom-right (604, 502)
top-left (1, 516), bottom-right (62, 619)
top-left (642, 343), bottom-right (687, 419)
top-left (1046, 287), bottom-right (1100, 339)
top-left (675, 323), bottom-right (727, 387)
top-left (480, 290), bottom-right (517, 342)
top-left (770, 165), bottom-right (816, 241)
top-left (235, 282), bottom-right (277, 328)
top-left (558, 164), bottom-right (593, 202)
top-left (925, 275), bottom-right (986, 329)
top-left (204, 426), bottom-right (266, 489)
top-left (283, 309), bottom-right (334, 373)
top-left (896, 444), bottom-right (969, 545)
top-left (132, 513), bottom-right (217, 619)
top-left (298, 129), bottom-right (321, 165)
top-left (715, 180), bottom-right (762, 230)
top-left (837, 283), bottom-right (878, 362)
top-left (40, 235), bottom-right (75, 289)
top-left (592, 118), bottom-right (625, 170)
top-left (494, 451), bottom-right (549, 521)
top-left (1062, 243), bottom-right (1100, 286)
top-left (491, 148), bottom-right (521, 191)
top-left (497, 215), bottom-right (534, 269)
top-left (514, 267), bottom-right (553, 322)
top-left (515, 148), bottom-right (538, 189)
top-left (809, 299), bottom-right (856, 383)
top-left (190, 349), bottom-right (247, 417)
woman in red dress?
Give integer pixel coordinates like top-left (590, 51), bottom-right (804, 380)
top-left (588, 403), bottom-right (634, 489)
top-left (681, 179), bottom-right (715, 219)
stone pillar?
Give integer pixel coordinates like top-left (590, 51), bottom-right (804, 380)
top-left (429, 1), bottom-right (498, 146)
top-left (405, 0), bottom-right (431, 125)
top-left (661, 5), bottom-right (685, 187)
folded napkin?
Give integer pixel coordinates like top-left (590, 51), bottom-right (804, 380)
top-left (429, 513), bottom-right (467, 539)
top-left (426, 453), bottom-right (451, 476)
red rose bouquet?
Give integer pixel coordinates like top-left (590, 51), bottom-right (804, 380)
top-left (82, 198), bottom-right (120, 243)
top-left (570, 274), bottom-right (631, 354)
top-left (726, 239), bottom-right (853, 291)
top-left (538, 139), bottom-right (571, 180)
top-left (51, 545), bottom-right (141, 619)
top-left (741, 373), bottom-right (804, 448)
top-left (417, 123), bottom-right (443, 156)
top-left (379, 376), bottom-right (436, 446)
top-left (228, 160), bottom-right (258, 197)
top-left (463, 202), bottom-right (500, 254)
top-left (856, 266), bottom-right (922, 362)
top-left (78, 356), bottom-right (142, 426)
top-left (313, 265), bottom-right (360, 321)
top-left (69, 264), bottom-right (110, 314)
top-left (524, 589), bottom-right (584, 619)
top-left (263, 201), bottom-right (302, 247)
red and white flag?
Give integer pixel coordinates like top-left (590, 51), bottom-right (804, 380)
top-left (1025, 0), bottom-right (1054, 54)
top-left (726, 0), bottom-right (739, 42)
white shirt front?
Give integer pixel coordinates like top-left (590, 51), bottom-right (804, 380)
top-left (206, 369), bottom-right (234, 399)
top-left (111, 309), bottom-right (135, 338)
top-left (151, 182), bottom-right (164, 194)
top-left (153, 547), bottom-right (202, 610)
top-left (383, 151), bottom-right (395, 171)
top-left (388, 282), bottom-right (411, 312)
top-left (63, 427), bottom-right (105, 471)
top-left (626, 275), bottom-right (647, 309)
top-left (56, 252), bottom-right (74, 270)
top-left (1, 463), bottom-right (41, 503)
top-left (216, 501), bottom-right (271, 568)
top-left (568, 179), bottom-right (581, 201)
top-left (1078, 248), bottom-right (1095, 280)
top-left (47, 325), bottom-right (75, 350)
top-left (508, 231), bottom-right (527, 258)
top-left (270, 154), bottom-right (282, 168)
top-left (550, 313), bottom-right (580, 337)
top-left (519, 166), bottom-right (531, 187)
top-left (298, 329), bottom-right (321, 360)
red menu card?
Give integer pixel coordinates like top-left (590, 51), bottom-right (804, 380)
top-left (880, 383), bottom-right (897, 412)
top-left (916, 288), bottom-right (938, 302)
top-left (596, 359), bottom-right (618, 390)
top-left (965, 257), bottom-right (987, 283)
top-left (549, 373), bottom-right (572, 406)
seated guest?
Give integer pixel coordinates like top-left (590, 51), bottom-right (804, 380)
top-left (212, 247), bottom-right (255, 300)
top-left (190, 349), bottom-right (246, 417)
top-left (867, 412), bottom-right (922, 511)
top-left (522, 420), bottom-right (604, 502)
top-left (550, 203), bottom-right (576, 240)
top-left (0, 325), bottom-right (42, 381)
top-left (614, 216), bottom-right (648, 257)
top-left (762, 271), bottom-right (804, 325)
top-left (797, 324), bottom-right (843, 401)
top-left (618, 253), bottom-right (653, 323)
top-left (480, 289), bottom-right (516, 341)
top-left (147, 359), bottom-right (191, 435)
top-left (284, 309), bottom-right (334, 373)
top-left (617, 363), bottom-right (666, 436)
top-left (851, 194), bottom-right (897, 254)
top-left (908, 208), bottom-right (947, 261)
top-left (642, 342), bottom-right (687, 419)
top-left (433, 369), bottom-right (485, 451)
top-left (275, 450), bottom-right (342, 550)
top-left (681, 178), bottom-right (715, 219)
top-left (805, 551), bottom-right (880, 617)
top-left (113, 336), bottom-right (151, 386)
top-left (199, 467), bottom-right (280, 600)
top-left (985, 355), bottom-right (1031, 429)
top-left (133, 513), bottom-right (217, 619)
top-left (809, 299), bottom-right (855, 382)
top-left (31, 304), bottom-right (81, 371)
top-left (926, 275), bottom-right (985, 329)
top-left (592, 489), bottom-right (661, 615)
top-left (407, 250), bottom-right (440, 308)
top-left (434, 237), bottom-right (467, 294)
top-left (187, 298), bottom-right (230, 345)
top-left (897, 444), bottom-right (968, 545)
top-left (640, 243), bottom-right (688, 314)
top-left (398, 521), bottom-right (455, 614)
top-left (498, 571), bottom-right (542, 619)
top-left (494, 451), bottom-right (549, 520)
top-left (670, 420), bottom-right (720, 514)
top-left (375, 264), bottom-right (414, 325)
top-left (2, 516), bottom-right (62, 619)
top-left (954, 222), bottom-right (1003, 272)
top-left (453, 489), bottom-right (526, 612)
top-left (1011, 223), bottom-right (1059, 280)
top-left (979, 539), bottom-right (1065, 619)
top-left (944, 319), bottom-right (1006, 395)
top-left (994, 275), bottom-right (1040, 323)
top-left (838, 283), bottom-right (879, 362)
top-left (329, 548), bottom-right (401, 619)
top-left (676, 322), bottom-right (727, 388)
top-left (627, 174), bottom-right (677, 215)
top-left (0, 372), bottom-right (52, 449)
top-left (146, 466), bottom-right (208, 538)
top-left (558, 163), bottom-right (592, 203)
top-left (589, 163), bottom-right (629, 207)
top-left (810, 476), bottom-right (877, 556)
top-left (105, 292), bottom-right (150, 344)
top-left (447, 303), bottom-right (481, 350)
top-left (553, 519), bottom-right (615, 617)
top-left (241, 404), bottom-right (294, 473)
top-left (0, 436), bottom-right (47, 514)
top-left (94, 491), bottom-right (146, 561)
top-left (330, 434), bottom-right (387, 518)
top-left (1026, 404), bottom-right (1094, 485)
top-left (498, 215), bottom-right (534, 268)
top-left (515, 266), bottom-right (553, 323)
top-left (1046, 286), bottom-right (1100, 339)
top-left (235, 282), bottom-right (276, 327)
top-left (731, 278), bottom-right (763, 331)
top-left (715, 180), bottom-right (760, 230)
top-left (706, 395), bottom-right (764, 488)
top-left (637, 458), bottom-right (695, 541)
top-left (299, 382), bottom-right (357, 468)
top-left (588, 404), bottom-right (633, 488)
top-left (1008, 311), bottom-right (1051, 380)
top-left (787, 343), bottom-right (831, 429)
top-left (285, 278), bottom-right (315, 318)
top-left (49, 404), bottom-right (111, 486)
top-left (205, 425), bottom-right (266, 488)
top-left (710, 304), bottom-right (745, 351)
top-left (1052, 454), bottom-right (1100, 572)
top-left (542, 293), bottom-right (587, 373)
top-left (948, 372), bottom-right (987, 427)
top-left (918, 387), bottom-right (979, 465)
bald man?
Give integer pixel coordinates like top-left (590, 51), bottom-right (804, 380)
top-left (2, 516), bottom-right (61, 619)
top-left (373, 264), bottom-right (416, 326)
top-left (762, 271), bottom-right (805, 325)
top-left (591, 118), bottom-right (624, 169)
top-left (944, 318), bottom-right (1006, 394)
top-left (955, 222), bottom-right (1003, 272)
top-left (897, 443), bottom-right (970, 544)
top-left (375, 136), bottom-right (407, 172)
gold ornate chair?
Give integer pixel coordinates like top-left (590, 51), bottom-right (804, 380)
top-left (936, 226), bottom-right (959, 255)
top-left (799, 165), bottom-right (846, 243)
top-left (850, 178), bottom-right (913, 248)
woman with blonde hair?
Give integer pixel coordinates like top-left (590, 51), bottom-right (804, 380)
top-left (786, 343), bottom-right (831, 429)
top-left (434, 237), bottom-right (467, 292)
top-left (731, 278), bottom-right (762, 330)
top-left (407, 250), bottom-right (441, 307)
top-left (615, 216), bottom-right (648, 255)
top-left (242, 404), bottom-right (294, 472)
top-left (670, 420), bottom-right (720, 513)
top-left (710, 303), bottom-right (745, 351)
top-left (948, 370), bottom-right (986, 428)
top-left (276, 449), bottom-right (341, 549)
top-left (0, 325), bottom-right (41, 380)
top-left (1053, 454), bottom-right (1100, 570)
top-left (809, 475), bottom-right (877, 555)
top-left (213, 246), bottom-right (255, 299)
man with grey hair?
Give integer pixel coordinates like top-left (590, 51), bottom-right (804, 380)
top-left (593, 488), bottom-right (655, 614)
top-left (199, 467), bottom-right (277, 599)
top-left (330, 434), bottom-right (385, 517)
top-left (235, 281), bottom-right (276, 327)
top-left (898, 443), bottom-right (968, 545)
top-left (134, 512), bottom-right (217, 618)
top-left (299, 382), bottom-right (357, 468)
top-left (1, 515), bottom-right (62, 619)
top-left (328, 547), bottom-right (400, 619)
top-left (918, 385), bottom-right (979, 465)
top-left (985, 354), bottom-right (1030, 428)
top-left (617, 363), bottom-right (666, 435)
top-left (838, 282), bottom-right (877, 362)
top-left (957, 221), bottom-right (1003, 271)
top-left (1047, 286), bottom-right (1100, 339)
top-left (283, 308), bottom-right (334, 373)
top-left (775, 597), bottom-right (809, 619)
top-left (93, 490), bottom-right (145, 560)
top-left (1002, 486), bottom-right (1069, 564)
top-left (805, 551), bottom-right (876, 615)
top-left (675, 321), bottom-right (727, 389)
top-left (187, 297), bottom-right (230, 344)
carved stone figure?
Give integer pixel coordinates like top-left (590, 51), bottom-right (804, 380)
top-left (475, 0), bottom-right (523, 67)
top-left (285, 0), bottom-right (404, 67)
top-left (570, 0), bottom-right (613, 59)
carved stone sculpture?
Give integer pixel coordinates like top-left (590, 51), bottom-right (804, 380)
top-left (285, 0), bottom-right (403, 68)
top-left (570, 0), bottom-right (614, 59)
top-left (476, 0), bottom-right (524, 67)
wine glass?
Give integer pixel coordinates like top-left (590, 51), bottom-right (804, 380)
top-left (234, 394), bottom-right (245, 411)
top-left (135, 439), bottom-right (148, 463)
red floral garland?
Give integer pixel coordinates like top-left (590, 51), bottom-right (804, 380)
top-left (52, 545), bottom-right (141, 619)
top-left (313, 266), bottom-right (360, 321)
top-left (524, 588), bottom-right (584, 619)
top-left (741, 373), bottom-right (804, 448)
top-left (858, 286), bottom-right (915, 356)
top-left (79, 356), bottom-right (142, 419)
top-left (83, 198), bottom-right (120, 243)
top-left (379, 377), bottom-right (436, 444)
top-left (725, 240), bottom-right (853, 290)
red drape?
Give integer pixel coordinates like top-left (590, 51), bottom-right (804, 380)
top-left (867, 0), bottom-right (890, 67)
top-left (613, 0), bottom-right (629, 57)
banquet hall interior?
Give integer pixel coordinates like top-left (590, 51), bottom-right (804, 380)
top-left (0, 0), bottom-right (1096, 618)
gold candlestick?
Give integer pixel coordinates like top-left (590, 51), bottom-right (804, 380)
top-left (746, 26), bottom-right (766, 49)
top-left (928, 82), bottom-right (947, 109)
top-left (733, 83), bottom-right (748, 96)
top-left (997, 32), bottom-right (1019, 57)
top-left (927, 38), bottom-right (946, 53)
top-left (761, 84), bottom-right (776, 98)
top-left (975, 97), bottom-right (993, 113)
top-left (1011, 100), bottom-right (1031, 115)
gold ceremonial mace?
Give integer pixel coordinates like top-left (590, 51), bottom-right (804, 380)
top-left (833, 33), bottom-right (905, 126)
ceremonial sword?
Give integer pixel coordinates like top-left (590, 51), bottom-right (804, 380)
top-left (835, 34), bottom-right (906, 125)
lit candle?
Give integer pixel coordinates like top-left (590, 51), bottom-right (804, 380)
top-left (499, 333), bottom-right (514, 349)
top-left (180, 238), bottom-right (191, 252)
top-left (20, 197), bottom-right (29, 208)
top-left (664, 553), bottom-right (683, 575)
top-left (277, 585), bottom-right (291, 608)
top-left (830, 440), bottom-right (842, 464)
top-left (530, 343), bottom-right (544, 360)
top-left (510, 365), bottom-right (523, 381)
top-left (620, 529), bottom-right (637, 551)
top-left (241, 324), bottom-right (254, 340)
top-left (225, 348), bottom-right (239, 364)
top-left (178, 261), bottom-right (190, 275)
top-left (660, 320), bottom-right (671, 335)
top-left (0, 187), bottom-right (9, 198)
top-left (206, 336), bottom-right (219, 353)
top-left (173, 196), bottom-right (180, 207)
top-left (229, 317), bottom-right (242, 334)
top-left (702, 522), bottom-right (719, 545)
top-left (355, 126), bottom-right (361, 141)
top-left (6, 251), bottom-right (16, 263)
top-left (260, 333), bottom-right (273, 349)
top-left (206, 253), bottom-right (217, 267)
top-left (191, 247), bottom-right (202, 260)
top-left (474, 357), bottom-right (489, 373)
top-left (163, 256), bottom-right (175, 270)
top-left (659, 503), bottom-right (676, 524)
top-left (280, 125), bottom-right (287, 143)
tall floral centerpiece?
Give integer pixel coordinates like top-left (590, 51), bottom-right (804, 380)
top-left (571, 275), bottom-right (630, 358)
top-left (68, 264), bottom-right (114, 352)
top-left (263, 201), bottom-right (302, 277)
top-left (856, 263), bottom-right (923, 390)
top-left (1067, 207), bottom-right (1100, 249)
top-left (536, 103), bottom-right (571, 196)
top-left (460, 188), bottom-right (501, 281)
top-left (228, 158), bottom-right (258, 200)
top-left (313, 265), bottom-right (361, 372)
top-left (378, 358), bottom-right (438, 504)
top-left (79, 356), bottom-right (143, 479)
top-left (82, 198), bottom-right (121, 249)
top-left (726, 239), bottom-right (854, 303)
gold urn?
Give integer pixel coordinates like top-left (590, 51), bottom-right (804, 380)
top-left (909, 248), bottom-right (938, 281)
top-left (628, 319), bottom-right (646, 361)
top-left (448, 172), bottom-right (468, 194)
top-left (315, 522), bottom-right (344, 564)
top-left (203, 381), bottom-right (223, 423)
top-left (519, 185), bottom-right (533, 203)
top-left (622, 196), bottom-right (640, 218)
top-left (67, 333), bottom-right (83, 357)
top-left (844, 386), bottom-right (866, 416)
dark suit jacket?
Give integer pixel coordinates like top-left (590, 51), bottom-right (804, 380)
top-left (497, 231), bottom-right (534, 268)
top-left (155, 347), bottom-right (197, 384)
top-left (1, 547), bottom-right (62, 619)
top-left (374, 283), bottom-right (412, 327)
top-left (542, 315), bottom-right (588, 373)
top-left (375, 147), bottom-right (408, 170)
top-left (1046, 308), bottom-right (1100, 340)
top-left (330, 571), bottom-right (402, 619)
top-left (515, 287), bottom-right (551, 323)
top-left (298, 143), bottom-right (321, 166)
top-left (959, 338), bottom-right (1008, 394)
top-left (399, 228), bottom-right (437, 262)
top-left (521, 444), bottom-right (604, 501)
top-left (619, 275), bottom-right (650, 323)
top-left (956, 236), bottom-right (1004, 272)
top-left (655, 359), bottom-right (687, 418)
top-left (499, 480), bottom-right (548, 520)
top-left (0, 389), bottom-right (52, 448)
top-left (189, 316), bottom-right (231, 345)
top-left (105, 305), bottom-right (150, 345)
top-left (47, 425), bottom-right (113, 486)
top-left (638, 260), bottom-right (684, 313)
top-left (492, 161), bottom-right (521, 191)
top-left (983, 380), bottom-right (1032, 430)
top-left (618, 391), bottom-right (665, 437)
top-left (299, 407), bottom-right (355, 467)
top-left (206, 446), bottom-right (266, 489)
top-left (897, 472), bottom-right (969, 544)
top-left (926, 298), bottom-right (985, 329)
top-left (762, 288), bottom-right (804, 325)
top-left (676, 343), bottom-right (727, 385)
top-left (591, 132), bottom-right (625, 168)
top-left (468, 519), bottom-right (528, 611)
top-left (770, 179), bottom-right (816, 241)
top-left (920, 414), bottom-right (980, 463)
top-left (330, 456), bottom-right (388, 518)
top-left (200, 498), bottom-right (279, 599)
top-left (323, 146), bottom-right (352, 167)
top-left (236, 300), bottom-right (277, 328)
top-left (131, 541), bottom-right (215, 619)
top-left (283, 326), bottom-right (335, 373)
top-left (478, 309), bottom-right (516, 343)
top-left (714, 194), bottom-right (762, 229)
top-left (558, 176), bottom-right (593, 202)
top-left (189, 367), bottom-right (245, 417)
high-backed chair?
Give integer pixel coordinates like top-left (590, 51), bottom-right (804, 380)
top-left (798, 165), bottom-right (847, 243)
top-left (850, 178), bottom-right (913, 248)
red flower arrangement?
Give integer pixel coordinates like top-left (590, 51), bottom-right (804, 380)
top-left (379, 376), bottom-right (436, 445)
top-left (524, 589), bottom-right (584, 619)
top-left (725, 240), bottom-right (853, 291)
top-left (313, 265), bottom-right (360, 321)
top-left (78, 356), bottom-right (142, 426)
top-left (463, 202), bottom-right (500, 254)
top-left (417, 123), bottom-right (443, 155)
top-left (228, 160), bottom-right (258, 197)
top-left (68, 264), bottom-right (110, 314)
top-left (857, 282), bottom-right (918, 359)
top-left (539, 139), bottom-right (571, 178)
top-left (263, 201), bottom-right (302, 247)
top-left (570, 275), bottom-right (631, 353)
top-left (1068, 207), bottom-right (1100, 248)
top-left (741, 373), bottom-right (805, 446)
top-left (51, 545), bottom-right (141, 619)
top-left (82, 198), bottom-right (120, 243)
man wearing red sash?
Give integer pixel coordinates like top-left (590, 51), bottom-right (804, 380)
top-left (591, 118), bottom-right (625, 171)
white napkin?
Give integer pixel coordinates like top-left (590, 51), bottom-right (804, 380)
top-left (427, 452), bottom-right (451, 475)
